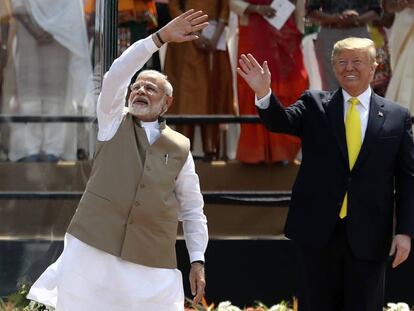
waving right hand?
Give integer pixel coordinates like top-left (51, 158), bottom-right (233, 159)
top-left (237, 53), bottom-right (271, 99)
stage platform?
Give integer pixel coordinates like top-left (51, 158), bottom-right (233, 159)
top-left (0, 160), bottom-right (298, 239)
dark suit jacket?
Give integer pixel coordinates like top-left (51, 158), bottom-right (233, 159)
top-left (258, 89), bottom-right (414, 261)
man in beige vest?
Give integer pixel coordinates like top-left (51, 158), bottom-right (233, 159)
top-left (27, 10), bottom-right (209, 311)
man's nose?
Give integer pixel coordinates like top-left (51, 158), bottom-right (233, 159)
top-left (137, 86), bottom-right (145, 94)
top-left (345, 61), bottom-right (354, 71)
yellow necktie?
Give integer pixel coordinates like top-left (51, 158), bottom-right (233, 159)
top-left (339, 97), bottom-right (362, 219)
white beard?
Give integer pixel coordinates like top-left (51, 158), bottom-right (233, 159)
top-left (128, 102), bottom-right (164, 121)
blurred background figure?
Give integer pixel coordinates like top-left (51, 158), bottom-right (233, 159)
top-left (307, 0), bottom-right (382, 91)
top-left (385, 0), bottom-right (414, 114)
top-left (117, 0), bottom-right (158, 55)
top-left (85, 0), bottom-right (161, 70)
top-left (230, 0), bottom-right (308, 164)
top-left (368, 2), bottom-right (394, 96)
top-left (0, 0), bottom-right (11, 161)
top-left (2, 0), bottom-right (93, 162)
top-left (164, 0), bottom-right (235, 161)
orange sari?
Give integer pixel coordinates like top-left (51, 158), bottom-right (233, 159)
top-left (236, 0), bottom-right (308, 163)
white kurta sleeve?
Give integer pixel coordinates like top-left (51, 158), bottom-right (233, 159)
top-left (174, 152), bottom-right (208, 263)
top-left (97, 36), bottom-right (159, 141)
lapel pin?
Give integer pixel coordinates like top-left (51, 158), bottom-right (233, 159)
top-left (378, 111), bottom-right (383, 117)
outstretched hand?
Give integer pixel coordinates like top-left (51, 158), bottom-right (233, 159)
top-left (158, 9), bottom-right (208, 44)
top-left (237, 53), bottom-right (271, 99)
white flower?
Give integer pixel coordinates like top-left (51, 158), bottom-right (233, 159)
top-left (269, 304), bottom-right (293, 311)
top-left (217, 301), bottom-right (242, 311)
top-left (386, 302), bottom-right (410, 311)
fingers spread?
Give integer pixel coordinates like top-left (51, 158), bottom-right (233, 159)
top-left (181, 34), bottom-right (201, 42)
top-left (185, 10), bottom-right (204, 21)
top-left (191, 14), bottom-right (209, 25)
top-left (247, 53), bottom-right (261, 68)
top-left (263, 61), bottom-right (271, 75)
top-left (236, 67), bottom-right (248, 80)
top-left (192, 21), bottom-right (209, 33)
top-left (239, 57), bottom-right (251, 73)
top-left (181, 9), bottom-right (196, 19)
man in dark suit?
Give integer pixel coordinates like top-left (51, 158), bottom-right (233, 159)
top-left (237, 37), bottom-right (414, 311)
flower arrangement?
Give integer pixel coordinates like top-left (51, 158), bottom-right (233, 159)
top-left (184, 298), bottom-right (295, 311)
top-left (386, 303), bottom-right (411, 311)
top-left (0, 284), bottom-right (412, 311)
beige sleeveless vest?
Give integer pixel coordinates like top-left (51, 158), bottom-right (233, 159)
top-left (68, 113), bottom-right (190, 268)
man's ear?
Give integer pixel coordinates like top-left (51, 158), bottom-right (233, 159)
top-left (160, 96), bottom-right (173, 116)
top-left (370, 61), bottom-right (378, 79)
top-left (166, 96), bottom-right (173, 110)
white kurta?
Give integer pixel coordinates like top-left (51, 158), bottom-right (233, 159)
top-left (27, 35), bottom-right (208, 311)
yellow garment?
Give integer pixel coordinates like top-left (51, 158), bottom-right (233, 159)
top-left (339, 97), bottom-right (362, 219)
top-left (118, 0), bottom-right (157, 28)
top-left (84, 0), bottom-right (157, 28)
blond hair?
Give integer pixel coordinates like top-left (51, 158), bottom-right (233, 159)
top-left (136, 70), bottom-right (173, 96)
top-left (331, 37), bottom-right (377, 64)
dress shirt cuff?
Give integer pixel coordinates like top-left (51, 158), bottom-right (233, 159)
top-left (189, 251), bottom-right (205, 263)
top-left (255, 89), bottom-right (272, 109)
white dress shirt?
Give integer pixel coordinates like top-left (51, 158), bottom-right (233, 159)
top-left (255, 87), bottom-right (372, 141)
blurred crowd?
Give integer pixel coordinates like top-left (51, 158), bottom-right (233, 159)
top-left (0, 0), bottom-right (413, 164)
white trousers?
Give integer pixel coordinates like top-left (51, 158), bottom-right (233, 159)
top-left (27, 234), bottom-right (185, 311)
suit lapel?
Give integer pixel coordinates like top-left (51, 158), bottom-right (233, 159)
top-left (324, 89), bottom-right (348, 165)
top-left (353, 93), bottom-right (386, 171)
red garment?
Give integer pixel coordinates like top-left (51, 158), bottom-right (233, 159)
top-left (236, 0), bottom-right (308, 163)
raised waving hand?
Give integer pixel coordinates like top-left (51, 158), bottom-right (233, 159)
top-left (237, 53), bottom-right (271, 99)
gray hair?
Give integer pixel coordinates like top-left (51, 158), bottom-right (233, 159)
top-left (136, 70), bottom-right (173, 96)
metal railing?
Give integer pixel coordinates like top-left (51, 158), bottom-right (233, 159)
top-left (0, 191), bottom-right (291, 206)
top-left (0, 115), bottom-right (262, 124)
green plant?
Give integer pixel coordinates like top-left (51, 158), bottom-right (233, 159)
top-left (0, 283), bottom-right (53, 311)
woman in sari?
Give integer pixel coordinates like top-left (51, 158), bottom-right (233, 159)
top-left (230, 0), bottom-right (308, 164)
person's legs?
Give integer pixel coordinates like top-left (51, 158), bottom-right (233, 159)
top-left (201, 124), bottom-right (220, 160)
top-left (40, 40), bottom-right (71, 160)
top-left (294, 226), bottom-right (344, 311)
top-left (9, 100), bottom-right (43, 161)
top-left (9, 21), bottom-right (42, 161)
top-left (343, 236), bottom-right (386, 311)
